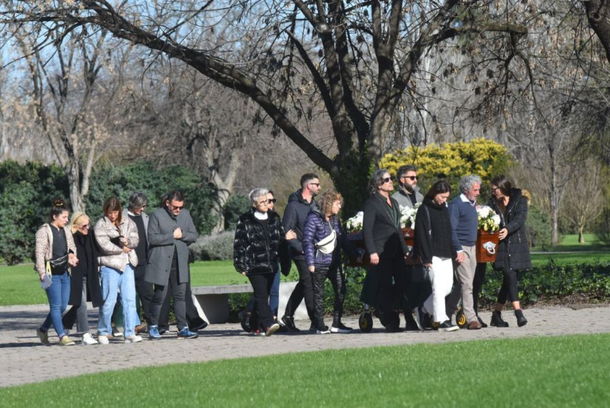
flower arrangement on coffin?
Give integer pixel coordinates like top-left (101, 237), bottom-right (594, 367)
top-left (476, 205), bottom-right (501, 262)
top-left (400, 203), bottom-right (421, 230)
top-left (346, 211), bottom-right (364, 233)
top-left (476, 205), bottom-right (501, 232)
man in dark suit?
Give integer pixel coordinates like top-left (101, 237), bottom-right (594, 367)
top-left (362, 169), bottom-right (409, 332)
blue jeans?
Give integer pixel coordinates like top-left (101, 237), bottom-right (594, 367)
top-left (41, 272), bottom-right (71, 337)
top-left (98, 265), bottom-right (137, 337)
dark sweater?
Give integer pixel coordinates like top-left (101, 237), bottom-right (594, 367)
top-left (129, 213), bottom-right (148, 266)
top-left (414, 198), bottom-right (456, 264)
top-left (448, 195), bottom-right (478, 249)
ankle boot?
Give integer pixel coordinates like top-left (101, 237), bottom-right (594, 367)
top-left (514, 309), bottom-right (528, 327)
top-left (490, 311), bottom-right (509, 327)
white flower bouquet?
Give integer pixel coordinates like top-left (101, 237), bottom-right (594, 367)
top-left (346, 211), bottom-right (364, 233)
top-left (477, 205), bottom-right (501, 232)
top-left (400, 203), bottom-right (421, 229)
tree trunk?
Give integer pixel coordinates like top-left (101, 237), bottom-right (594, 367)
top-left (578, 228), bottom-right (585, 244)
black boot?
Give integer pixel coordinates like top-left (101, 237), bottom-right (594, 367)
top-left (490, 311), bottom-right (509, 327)
top-left (515, 309), bottom-right (528, 327)
top-left (331, 312), bottom-right (352, 333)
top-left (280, 315), bottom-right (300, 332)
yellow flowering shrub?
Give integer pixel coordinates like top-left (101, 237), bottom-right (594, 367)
top-left (379, 138), bottom-right (513, 192)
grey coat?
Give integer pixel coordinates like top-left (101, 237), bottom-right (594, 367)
top-left (392, 187), bottom-right (423, 209)
top-left (144, 207), bottom-right (198, 286)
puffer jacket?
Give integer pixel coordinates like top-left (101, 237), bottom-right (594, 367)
top-left (489, 188), bottom-right (532, 271)
top-left (233, 209), bottom-right (284, 275)
top-left (34, 224), bottom-right (77, 276)
top-left (94, 215), bottom-right (140, 272)
top-left (303, 211), bottom-right (343, 268)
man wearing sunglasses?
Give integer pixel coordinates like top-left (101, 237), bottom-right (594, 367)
top-left (392, 165), bottom-right (423, 209)
top-left (145, 190), bottom-right (199, 340)
top-left (392, 165), bottom-right (426, 331)
top-left (280, 173), bottom-right (320, 332)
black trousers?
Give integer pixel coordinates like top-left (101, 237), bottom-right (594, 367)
top-left (311, 264), bottom-right (346, 329)
top-left (497, 268), bottom-right (519, 304)
top-left (283, 257), bottom-right (314, 321)
top-left (134, 264), bottom-right (154, 325)
top-left (472, 263), bottom-right (486, 314)
top-left (248, 273), bottom-right (275, 331)
top-left (376, 255), bottom-right (407, 328)
top-left (150, 264), bottom-right (187, 330)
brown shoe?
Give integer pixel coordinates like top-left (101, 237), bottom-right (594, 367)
top-left (467, 320), bottom-right (482, 330)
top-left (135, 323), bottom-right (148, 334)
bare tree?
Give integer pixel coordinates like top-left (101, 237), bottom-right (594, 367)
top-left (562, 157), bottom-right (607, 243)
top-left (0, 0), bottom-right (530, 214)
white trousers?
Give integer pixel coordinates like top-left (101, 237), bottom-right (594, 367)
top-left (423, 256), bottom-right (454, 323)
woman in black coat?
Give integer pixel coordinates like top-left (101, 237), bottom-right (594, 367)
top-left (362, 169), bottom-right (409, 332)
top-left (488, 175), bottom-right (531, 327)
top-left (233, 188), bottom-right (284, 337)
top-left (62, 212), bottom-right (103, 345)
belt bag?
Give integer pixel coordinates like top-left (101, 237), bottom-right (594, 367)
top-left (315, 229), bottom-right (337, 254)
top-left (48, 253), bottom-right (68, 272)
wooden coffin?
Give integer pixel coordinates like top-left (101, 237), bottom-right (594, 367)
top-left (476, 230), bottom-right (500, 263)
top-left (345, 228), bottom-right (417, 267)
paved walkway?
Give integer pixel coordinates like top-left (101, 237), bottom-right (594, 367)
top-left (1, 304), bottom-right (609, 388)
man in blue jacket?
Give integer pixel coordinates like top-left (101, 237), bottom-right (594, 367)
top-left (280, 173), bottom-right (320, 331)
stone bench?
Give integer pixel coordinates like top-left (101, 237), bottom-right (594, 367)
top-left (191, 281), bottom-right (308, 324)
top-left (192, 284), bottom-right (252, 324)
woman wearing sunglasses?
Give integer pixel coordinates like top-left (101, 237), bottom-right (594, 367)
top-left (362, 169), bottom-right (410, 332)
top-left (62, 212), bottom-right (103, 345)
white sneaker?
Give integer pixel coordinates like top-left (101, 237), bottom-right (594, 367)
top-left (82, 333), bottom-right (99, 345)
top-left (98, 335), bottom-right (110, 345)
top-left (124, 335), bottom-right (143, 344)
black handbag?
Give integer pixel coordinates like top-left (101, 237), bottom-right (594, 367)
top-left (48, 253), bottom-right (68, 273)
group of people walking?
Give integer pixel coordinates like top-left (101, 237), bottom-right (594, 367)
top-left (236, 168), bottom-right (531, 336)
top-left (34, 191), bottom-right (205, 346)
top-left (34, 168), bottom-right (531, 345)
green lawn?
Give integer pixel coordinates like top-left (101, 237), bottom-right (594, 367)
top-left (531, 251), bottom-right (610, 266)
top-left (0, 261), bottom-right (240, 306)
top-left (533, 233), bottom-right (608, 252)
top-left (1, 334), bottom-right (608, 406)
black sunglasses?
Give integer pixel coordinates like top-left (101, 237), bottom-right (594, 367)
top-left (402, 175), bottom-right (418, 181)
top-left (267, 199), bottom-right (277, 204)
top-left (382, 176), bottom-right (394, 184)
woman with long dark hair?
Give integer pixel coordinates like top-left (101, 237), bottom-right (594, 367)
top-left (413, 180), bottom-right (460, 332)
top-left (488, 175), bottom-right (531, 327)
top-left (35, 198), bottom-right (79, 346)
top-left (62, 212), bottom-right (103, 345)
top-left (94, 197), bottom-right (142, 344)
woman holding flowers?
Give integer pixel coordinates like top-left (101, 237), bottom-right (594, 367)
top-left (488, 175), bottom-right (531, 327)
